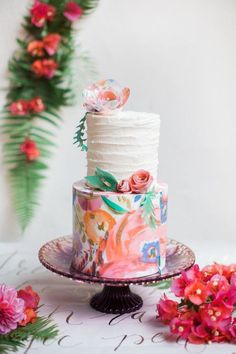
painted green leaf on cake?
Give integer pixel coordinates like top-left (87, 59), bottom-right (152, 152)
top-left (140, 192), bottom-right (159, 229)
top-left (102, 196), bottom-right (128, 214)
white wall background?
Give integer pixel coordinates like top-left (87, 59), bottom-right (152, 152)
top-left (0, 0), bottom-right (236, 253)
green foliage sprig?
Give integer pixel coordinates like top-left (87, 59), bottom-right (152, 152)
top-left (74, 113), bottom-right (88, 151)
top-left (140, 190), bottom-right (159, 230)
top-left (0, 316), bottom-right (58, 354)
top-left (1, 0), bottom-right (98, 231)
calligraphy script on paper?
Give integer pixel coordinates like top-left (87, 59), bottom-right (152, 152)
top-left (0, 247), bottom-right (234, 354)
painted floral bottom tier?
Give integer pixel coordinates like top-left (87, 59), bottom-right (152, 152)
top-left (72, 180), bottom-right (168, 279)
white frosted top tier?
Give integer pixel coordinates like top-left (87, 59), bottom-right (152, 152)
top-left (86, 111), bottom-right (160, 181)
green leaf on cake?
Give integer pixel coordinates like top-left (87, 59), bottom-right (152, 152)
top-left (95, 167), bottom-right (118, 191)
top-left (74, 113), bottom-right (88, 151)
top-left (85, 167), bottom-right (118, 192)
top-left (101, 196), bottom-right (127, 214)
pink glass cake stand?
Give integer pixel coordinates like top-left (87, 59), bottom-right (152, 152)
top-left (38, 236), bottom-right (195, 314)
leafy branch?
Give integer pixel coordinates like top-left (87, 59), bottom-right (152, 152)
top-left (0, 316), bottom-right (58, 354)
top-left (73, 113), bottom-right (88, 151)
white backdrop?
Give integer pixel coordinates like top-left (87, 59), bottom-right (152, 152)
top-left (0, 0), bottom-right (236, 255)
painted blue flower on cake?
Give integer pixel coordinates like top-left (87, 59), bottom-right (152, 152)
top-left (160, 192), bottom-right (168, 224)
top-left (141, 241), bottom-right (160, 264)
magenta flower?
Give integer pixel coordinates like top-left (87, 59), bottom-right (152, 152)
top-left (157, 294), bottom-right (178, 323)
top-left (0, 284), bottom-right (25, 334)
top-left (63, 2), bottom-right (83, 22)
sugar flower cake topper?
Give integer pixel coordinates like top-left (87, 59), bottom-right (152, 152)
top-left (82, 79), bottom-right (130, 113)
top-left (74, 79), bottom-right (130, 151)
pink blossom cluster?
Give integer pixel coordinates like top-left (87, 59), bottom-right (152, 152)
top-left (0, 284), bottom-right (40, 335)
top-left (157, 263), bottom-right (236, 344)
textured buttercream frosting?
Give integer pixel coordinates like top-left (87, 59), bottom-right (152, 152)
top-left (87, 111), bottom-right (160, 181)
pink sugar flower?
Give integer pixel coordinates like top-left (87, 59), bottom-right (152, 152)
top-left (157, 294), bottom-right (178, 323)
top-left (0, 284), bottom-right (25, 334)
top-left (117, 179), bottom-right (132, 193)
top-left (63, 1), bottom-right (83, 22)
top-left (129, 170), bottom-right (153, 194)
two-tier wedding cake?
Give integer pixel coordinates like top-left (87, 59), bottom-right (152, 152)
top-left (72, 80), bottom-right (168, 279)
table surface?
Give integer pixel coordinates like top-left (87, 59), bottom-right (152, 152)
top-left (0, 239), bottom-right (235, 354)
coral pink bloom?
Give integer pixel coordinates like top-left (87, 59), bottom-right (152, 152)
top-left (199, 302), bottom-right (232, 330)
top-left (188, 323), bottom-right (210, 344)
top-left (201, 263), bottom-right (224, 282)
top-left (171, 276), bottom-right (186, 297)
top-left (0, 284), bottom-right (25, 334)
top-left (182, 264), bottom-right (202, 284)
top-left (230, 274), bottom-right (236, 287)
top-left (32, 59), bottom-right (58, 79)
top-left (43, 33), bottom-right (61, 56)
top-left (129, 170), bottom-right (153, 193)
top-left (27, 40), bottom-right (44, 57)
top-left (117, 179), bottom-right (132, 193)
top-left (31, 0), bottom-right (56, 27)
top-left (215, 286), bottom-right (236, 307)
top-left (207, 274), bottom-right (230, 295)
top-left (29, 96), bottom-right (45, 113)
top-left (224, 264), bottom-right (236, 280)
top-left (170, 317), bottom-right (193, 339)
top-left (17, 286), bottom-right (40, 310)
top-left (157, 294), bottom-right (178, 323)
top-left (229, 319), bottom-right (236, 342)
top-left (63, 1), bottom-right (83, 21)
top-left (20, 138), bottom-right (40, 161)
top-left (10, 99), bottom-right (29, 116)
top-left (184, 280), bottom-right (208, 305)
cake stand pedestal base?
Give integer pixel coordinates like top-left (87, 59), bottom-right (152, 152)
top-left (90, 285), bottom-right (143, 314)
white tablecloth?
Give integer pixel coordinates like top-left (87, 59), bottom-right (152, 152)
top-left (0, 239), bottom-right (235, 354)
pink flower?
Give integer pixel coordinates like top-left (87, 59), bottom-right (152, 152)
top-left (9, 99), bottom-right (29, 116)
top-left (199, 301), bottom-right (232, 330)
top-left (63, 1), bottom-right (83, 22)
top-left (17, 286), bottom-right (40, 310)
top-left (0, 284), bottom-right (25, 334)
top-left (117, 179), bottom-right (131, 193)
top-left (170, 317), bottom-right (193, 339)
top-left (184, 280), bottom-right (209, 305)
top-left (31, 0), bottom-right (56, 27)
top-left (182, 264), bottom-right (202, 284)
top-left (129, 170), bottom-right (153, 193)
top-left (171, 276), bottom-right (186, 297)
top-left (29, 96), bottom-right (45, 113)
top-left (229, 319), bottom-right (236, 342)
top-left (83, 79), bottom-right (130, 113)
top-left (157, 294), bottom-right (178, 323)
top-left (188, 323), bottom-right (210, 344)
top-left (43, 33), bottom-right (61, 56)
top-left (207, 274), bottom-right (230, 296)
top-left (201, 263), bottom-right (224, 281)
top-left (32, 59), bottom-right (58, 79)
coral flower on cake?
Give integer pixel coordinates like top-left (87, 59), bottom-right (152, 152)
top-left (129, 170), bottom-right (153, 193)
top-left (43, 33), bottom-right (61, 56)
top-left (31, 0), bottom-right (56, 27)
top-left (20, 138), bottom-right (40, 161)
top-left (63, 1), bottom-right (83, 22)
top-left (0, 284), bottom-right (25, 334)
top-left (27, 40), bottom-right (45, 57)
top-left (83, 79), bottom-right (130, 113)
top-left (10, 99), bottom-right (29, 116)
top-left (32, 59), bottom-right (58, 79)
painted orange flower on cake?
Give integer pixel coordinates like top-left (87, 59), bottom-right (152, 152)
top-left (99, 209), bottom-right (166, 278)
top-left (84, 210), bottom-right (116, 244)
